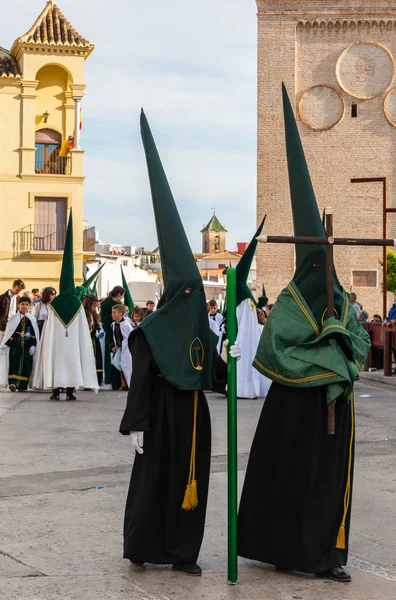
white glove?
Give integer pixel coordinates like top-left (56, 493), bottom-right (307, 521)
top-left (29, 346), bottom-right (36, 356)
top-left (130, 431), bottom-right (144, 455)
top-left (0, 345), bottom-right (8, 354)
top-left (221, 339), bottom-right (241, 363)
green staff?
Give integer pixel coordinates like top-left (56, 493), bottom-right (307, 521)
top-left (226, 267), bottom-right (238, 584)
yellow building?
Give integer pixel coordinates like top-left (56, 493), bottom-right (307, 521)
top-left (0, 1), bottom-right (94, 291)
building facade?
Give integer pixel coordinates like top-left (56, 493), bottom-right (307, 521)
top-left (0, 1), bottom-right (94, 291)
top-left (256, 0), bottom-right (396, 317)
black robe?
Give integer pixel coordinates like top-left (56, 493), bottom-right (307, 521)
top-left (89, 325), bottom-right (103, 387)
top-left (6, 315), bottom-right (37, 391)
top-left (110, 322), bottom-right (125, 391)
top-left (120, 328), bottom-right (214, 565)
top-left (238, 383), bottom-right (354, 574)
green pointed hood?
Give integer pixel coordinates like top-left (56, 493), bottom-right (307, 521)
top-left (75, 262), bottom-right (106, 300)
top-left (121, 266), bottom-right (134, 313)
top-left (257, 284), bottom-right (268, 309)
top-left (282, 82), bottom-right (343, 320)
top-left (236, 217), bottom-right (266, 306)
top-left (138, 110), bottom-right (214, 390)
top-left (50, 209), bottom-right (82, 328)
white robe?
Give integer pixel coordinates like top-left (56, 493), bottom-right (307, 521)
top-left (236, 298), bottom-right (271, 399)
top-left (208, 313), bottom-right (224, 354)
top-left (111, 318), bottom-right (133, 388)
top-left (32, 306), bottom-right (98, 391)
top-left (0, 313), bottom-right (40, 388)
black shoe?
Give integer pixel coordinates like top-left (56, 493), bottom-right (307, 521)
top-left (172, 563), bottom-right (202, 576)
top-left (9, 384), bottom-right (16, 392)
top-left (50, 392), bottom-right (60, 401)
top-left (66, 394), bottom-right (77, 401)
top-left (129, 560), bottom-right (145, 567)
top-left (317, 566), bottom-right (351, 582)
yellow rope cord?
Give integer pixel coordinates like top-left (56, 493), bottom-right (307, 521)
top-left (181, 390), bottom-right (199, 511)
top-left (336, 393), bottom-right (355, 549)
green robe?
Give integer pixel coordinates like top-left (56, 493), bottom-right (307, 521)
top-left (6, 316), bottom-right (37, 391)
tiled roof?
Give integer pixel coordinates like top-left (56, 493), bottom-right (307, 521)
top-left (0, 49), bottom-right (21, 78)
top-left (196, 251), bottom-right (241, 261)
top-left (201, 214), bottom-right (228, 233)
top-left (15, 2), bottom-right (94, 50)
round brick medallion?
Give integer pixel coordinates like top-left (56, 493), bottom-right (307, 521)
top-left (384, 87), bottom-right (396, 127)
top-left (298, 84), bottom-right (345, 131)
top-left (336, 42), bottom-right (394, 99)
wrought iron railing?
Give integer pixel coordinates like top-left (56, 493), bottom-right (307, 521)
top-left (35, 157), bottom-right (71, 175)
top-left (13, 224), bottom-right (67, 252)
top-left (83, 226), bottom-right (96, 252)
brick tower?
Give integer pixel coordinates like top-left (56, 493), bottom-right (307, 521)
top-left (201, 214), bottom-right (227, 254)
top-left (256, 0), bottom-right (396, 317)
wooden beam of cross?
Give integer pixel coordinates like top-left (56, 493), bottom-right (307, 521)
top-left (257, 207), bottom-right (396, 435)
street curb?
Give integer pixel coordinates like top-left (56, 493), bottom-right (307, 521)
top-left (359, 370), bottom-right (396, 387)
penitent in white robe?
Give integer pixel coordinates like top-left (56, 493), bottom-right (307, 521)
top-left (236, 298), bottom-right (271, 399)
top-left (0, 314), bottom-right (40, 388)
top-left (32, 306), bottom-right (98, 391)
top-left (111, 318), bottom-right (133, 388)
top-left (208, 312), bottom-right (224, 354)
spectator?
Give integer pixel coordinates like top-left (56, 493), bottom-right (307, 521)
top-left (350, 292), bottom-right (362, 316)
top-left (146, 300), bottom-right (155, 311)
top-left (131, 306), bottom-right (144, 327)
top-left (358, 310), bottom-right (369, 323)
top-left (31, 289), bottom-right (41, 302)
top-left (32, 287), bottom-right (57, 334)
top-left (385, 292), bottom-right (396, 323)
top-left (0, 279), bottom-right (26, 342)
top-left (371, 314), bottom-right (383, 323)
top-left (83, 294), bottom-right (105, 386)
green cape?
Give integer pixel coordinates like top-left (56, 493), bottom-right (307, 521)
top-left (138, 110), bottom-right (214, 391)
top-left (254, 282), bottom-right (370, 404)
top-left (50, 209), bottom-right (82, 328)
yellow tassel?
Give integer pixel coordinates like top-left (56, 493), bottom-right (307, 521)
top-left (335, 393), bottom-right (354, 549)
top-left (189, 479), bottom-right (198, 509)
top-left (182, 485), bottom-right (193, 511)
top-left (181, 391), bottom-right (199, 511)
top-left (65, 329), bottom-right (68, 337)
top-left (336, 524), bottom-right (346, 549)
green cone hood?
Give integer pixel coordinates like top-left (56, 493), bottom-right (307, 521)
top-left (236, 217), bottom-right (266, 306)
top-left (138, 110), bottom-right (214, 391)
top-left (282, 83), bottom-right (343, 320)
top-left (50, 209), bottom-right (82, 328)
top-left (76, 262), bottom-right (106, 300)
top-left (121, 266), bottom-right (134, 313)
top-left (257, 284), bottom-right (268, 309)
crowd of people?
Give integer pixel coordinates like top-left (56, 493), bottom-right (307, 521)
top-left (0, 276), bottom-right (159, 396)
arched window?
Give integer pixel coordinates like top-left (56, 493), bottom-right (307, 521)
top-left (35, 129), bottom-right (65, 174)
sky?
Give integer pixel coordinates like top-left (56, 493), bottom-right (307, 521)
top-left (3, 0), bottom-right (258, 253)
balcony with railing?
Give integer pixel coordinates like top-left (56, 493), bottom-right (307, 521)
top-left (13, 224), bottom-right (67, 254)
top-left (83, 226), bottom-right (96, 252)
top-left (35, 156), bottom-right (71, 176)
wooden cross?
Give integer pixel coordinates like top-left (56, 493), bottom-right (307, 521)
top-left (257, 207), bottom-right (396, 435)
